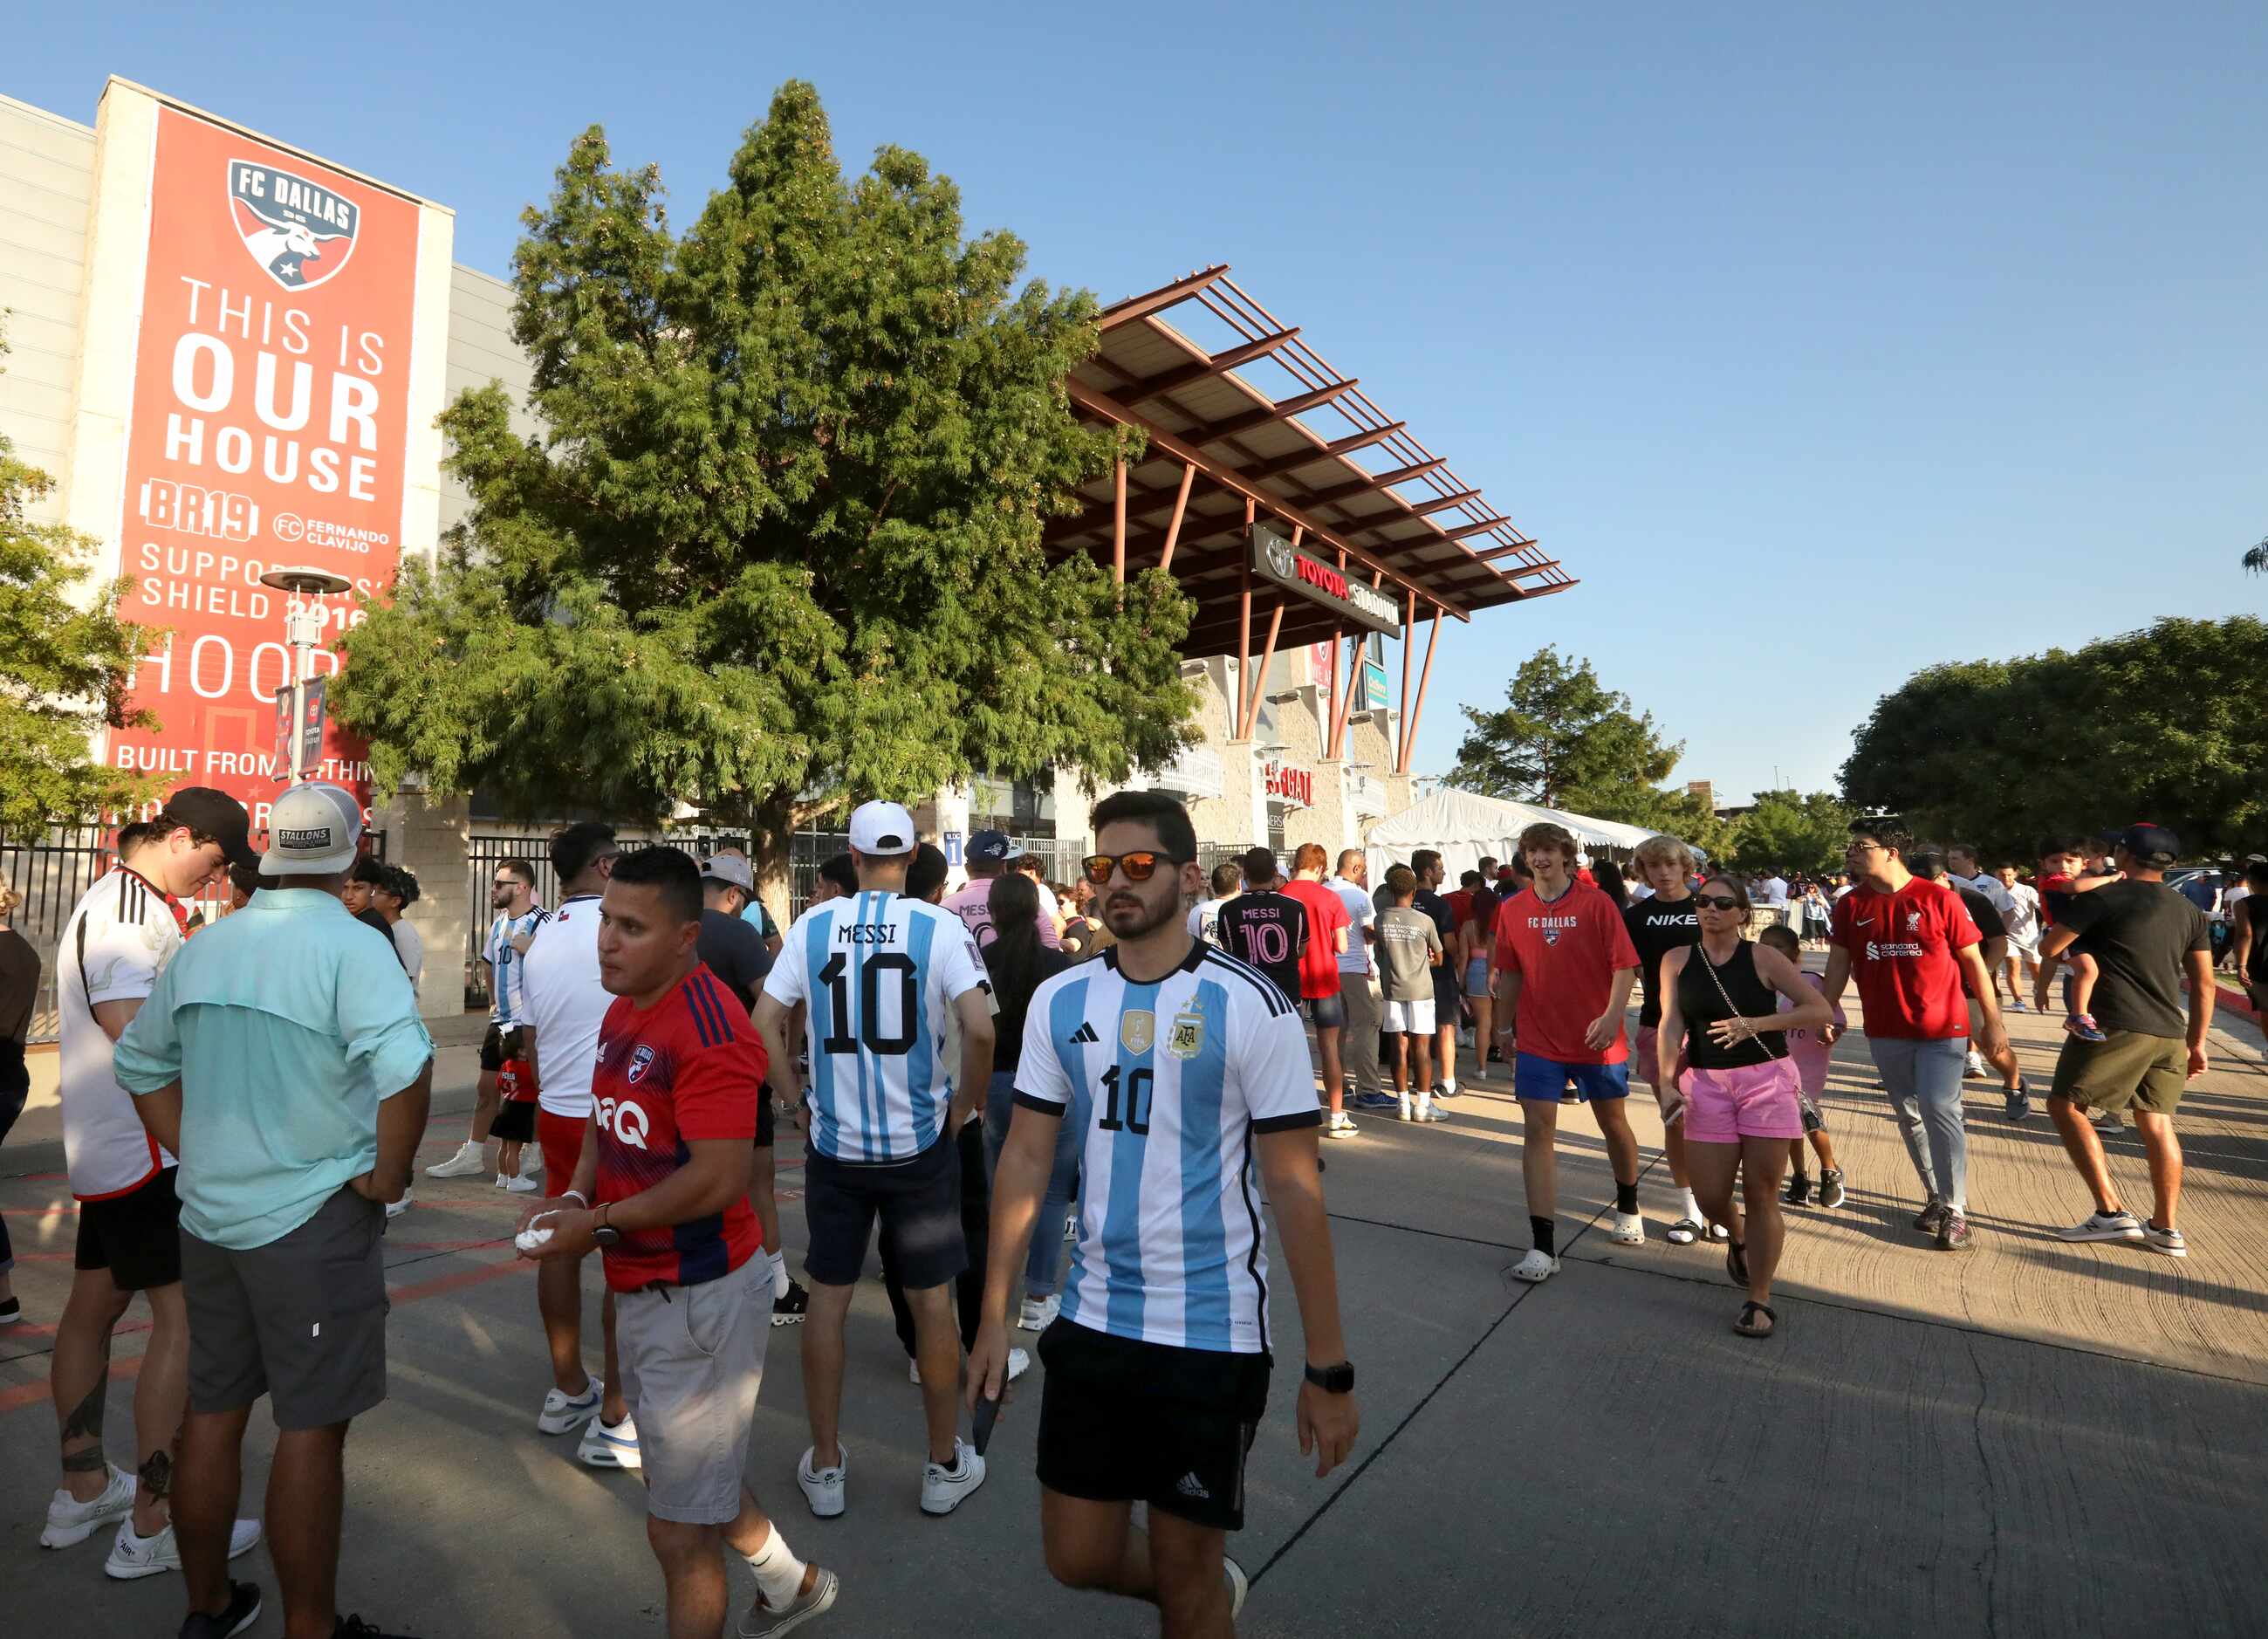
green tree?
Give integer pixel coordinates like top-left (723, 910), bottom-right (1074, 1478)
top-left (1449, 646), bottom-right (1727, 852)
top-left (1842, 617), bottom-right (2268, 860)
top-left (2245, 534), bottom-right (2266, 575)
top-left (331, 85), bottom-right (1194, 902)
top-left (1730, 788), bottom-right (1852, 874)
top-left (0, 329), bottom-right (162, 839)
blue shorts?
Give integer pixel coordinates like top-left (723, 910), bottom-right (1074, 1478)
top-left (1463, 957), bottom-right (1490, 998)
top-left (1514, 1053), bottom-right (1630, 1104)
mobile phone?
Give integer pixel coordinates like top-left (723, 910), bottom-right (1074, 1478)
top-left (972, 1389), bottom-right (1002, 1456)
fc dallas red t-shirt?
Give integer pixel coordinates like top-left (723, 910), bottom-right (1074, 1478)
top-left (1281, 879), bottom-right (1353, 1001)
top-left (1492, 882), bottom-right (1641, 1065)
top-left (1830, 878), bottom-right (1980, 1040)
top-left (590, 964), bottom-right (766, 1293)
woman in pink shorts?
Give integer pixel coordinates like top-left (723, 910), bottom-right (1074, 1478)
top-left (1656, 876), bottom-right (1833, 1337)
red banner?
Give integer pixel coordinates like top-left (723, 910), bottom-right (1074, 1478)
top-left (109, 106), bottom-right (421, 827)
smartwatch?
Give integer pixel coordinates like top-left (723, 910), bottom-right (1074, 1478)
top-left (592, 1204), bottom-right (621, 1250)
top-left (1303, 1360), bottom-right (1355, 1394)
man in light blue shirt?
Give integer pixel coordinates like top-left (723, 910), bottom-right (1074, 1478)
top-left (114, 782), bottom-right (432, 1639)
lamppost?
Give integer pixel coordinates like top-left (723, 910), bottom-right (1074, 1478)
top-left (257, 566), bottom-right (351, 786)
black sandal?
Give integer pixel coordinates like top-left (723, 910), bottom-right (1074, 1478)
top-left (1725, 1239), bottom-right (1749, 1286)
top-left (1734, 1300), bottom-right (1776, 1338)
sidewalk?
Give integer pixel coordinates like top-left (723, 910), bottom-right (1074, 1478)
top-left (1, 991), bottom-right (2263, 1635)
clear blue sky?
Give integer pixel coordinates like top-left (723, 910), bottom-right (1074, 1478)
top-left (16, 4), bottom-right (2267, 804)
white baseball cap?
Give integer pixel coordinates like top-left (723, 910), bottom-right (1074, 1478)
top-left (702, 853), bottom-right (756, 894)
top-left (847, 800), bottom-right (916, 857)
top-left (262, 782), bottom-right (363, 874)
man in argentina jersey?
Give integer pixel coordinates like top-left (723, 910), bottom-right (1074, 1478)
top-left (428, 857), bottom-right (550, 1185)
top-left (753, 801), bottom-right (998, 1521)
top-left (970, 791), bottom-right (1360, 1633)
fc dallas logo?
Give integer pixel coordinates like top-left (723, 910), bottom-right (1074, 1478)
top-left (228, 159), bottom-right (360, 291)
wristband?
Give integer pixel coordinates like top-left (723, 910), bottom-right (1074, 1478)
top-left (560, 1190), bottom-right (589, 1208)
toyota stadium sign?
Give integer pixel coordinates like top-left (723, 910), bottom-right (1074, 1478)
top-left (1248, 523), bottom-right (1401, 634)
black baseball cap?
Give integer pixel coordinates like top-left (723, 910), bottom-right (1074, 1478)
top-left (159, 785), bottom-right (260, 870)
top-left (968, 829), bottom-right (1024, 864)
top-left (2116, 822), bottom-right (2180, 867)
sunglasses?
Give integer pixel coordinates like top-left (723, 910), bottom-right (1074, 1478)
top-left (1693, 894), bottom-right (1744, 911)
top-left (1081, 851), bottom-right (1183, 885)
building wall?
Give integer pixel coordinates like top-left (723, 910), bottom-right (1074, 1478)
top-left (0, 95), bottom-right (95, 526)
top-left (435, 264), bottom-right (538, 545)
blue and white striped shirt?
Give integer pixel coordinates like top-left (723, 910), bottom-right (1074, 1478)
top-left (484, 906), bottom-right (551, 1028)
top-left (763, 891), bottom-right (988, 1163)
top-left (1013, 943), bottom-right (1319, 1354)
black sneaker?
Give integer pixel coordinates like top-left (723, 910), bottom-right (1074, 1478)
top-left (336, 1615), bottom-right (419, 1639)
top-left (2004, 1079), bottom-right (2032, 1122)
top-left (1817, 1169), bottom-right (1847, 1210)
top-left (1782, 1174), bottom-right (1812, 1208)
top-left (0, 1295), bottom-right (21, 1325)
top-left (1913, 1197), bottom-right (1949, 1235)
top-left (771, 1279), bottom-right (810, 1327)
top-left (181, 1582), bottom-right (263, 1639)
top-left (1936, 1211), bottom-right (1973, 1252)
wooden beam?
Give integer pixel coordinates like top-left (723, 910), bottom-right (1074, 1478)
top-left (1408, 489), bottom-right (1484, 517)
top-left (1112, 459), bottom-right (1127, 584)
top-left (1063, 376), bottom-right (1469, 618)
top-left (1240, 600), bottom-right (1285, 740)
top-left (1240, 422), bottom-right (1408, 483)
top-left (1155, 463), bottom-right (1196, 573)
top-left (1293, 457), bottom-right (1450, 511)
top-left (1331, 633), bottom-right (1362, 759)
top-left (1398, 605), bottom-right (1443, 775)
top-left (1175, 379), bottom-right (1360, 448)
top-left (1118, 328), bottom-right (1299, 406)
top-left (1100, 265), bottom-right (1229, 331)
top-left (1397, 591), bottom-right (1415, 768)
top-left (1440, 517), bottom-right (1516, 541)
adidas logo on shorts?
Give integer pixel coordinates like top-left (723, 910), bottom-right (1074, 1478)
top-left (1176, 1471), bottom-right (1210, 1500)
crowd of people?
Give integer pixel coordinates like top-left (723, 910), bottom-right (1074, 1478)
top-left (3, 777), bottom-right (2253, 1638)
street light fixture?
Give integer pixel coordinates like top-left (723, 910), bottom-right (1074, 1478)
top-left (257, 566), bottom-right (350, 786)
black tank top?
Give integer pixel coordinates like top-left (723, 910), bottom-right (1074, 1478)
top-left (1677, 939), bottom-right (1788, 1068)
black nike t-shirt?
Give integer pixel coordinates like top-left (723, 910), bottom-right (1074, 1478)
top-left (1215, 890), bottom-right (1308, 1004)
top-left (1624, 895), bottom-right (1701, 1027)
top-left (695, 909), bottom-right (774, 1013)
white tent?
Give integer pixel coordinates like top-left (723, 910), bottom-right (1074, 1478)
top-left (1365, 788), bottom-right (1698, 881)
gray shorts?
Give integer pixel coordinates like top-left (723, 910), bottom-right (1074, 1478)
top-left (179, 1186), bottom-right (388, 1431)
top-left (617, 1255), bottom-right (771, 1524)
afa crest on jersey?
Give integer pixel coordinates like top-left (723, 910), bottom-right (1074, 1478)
top-left (229, 159), bottom-right (360, 291)
top-left (627, 1045), bottom-right (656, 1085)
top-left (1163, 1005), bottom-right (1206, 1061)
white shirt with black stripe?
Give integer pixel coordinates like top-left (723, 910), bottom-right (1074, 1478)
top-left (1012, 942), bottom-right (1319, 1354)
top-left (58, 868), bottom-right (183, 1199)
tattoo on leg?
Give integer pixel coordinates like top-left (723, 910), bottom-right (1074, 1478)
top-left (60, 1377), bottom-right (107, 1449)
top-left (138, 1448), bottom-right (173, 1499)
top-left (61, 1444), bottom-right (109, 1472)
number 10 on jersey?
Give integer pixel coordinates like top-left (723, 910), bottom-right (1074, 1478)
top-left (1099, 1064), bottom-right (1153, 1135)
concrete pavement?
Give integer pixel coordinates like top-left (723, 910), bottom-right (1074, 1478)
top-left (3, 991), bottom-right (2265, 1636)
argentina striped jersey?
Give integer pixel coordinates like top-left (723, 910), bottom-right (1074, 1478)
top-left (763, 890), bottom-right (989, 1162)
top-left (1012, 943), bottom-right (1320, 1354)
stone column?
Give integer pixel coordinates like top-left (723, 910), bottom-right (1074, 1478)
top-left (375, 789), bottom-right (471, 1023)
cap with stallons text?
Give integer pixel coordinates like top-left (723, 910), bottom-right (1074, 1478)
top-left (261, 783), bottom-right (363, 875)
top-left (847, 800), bottom-right (917, 857)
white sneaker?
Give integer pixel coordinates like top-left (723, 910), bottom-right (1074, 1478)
top-left (384, 1187), bottom-right (414, 1221)
top-left (1419, 1099), bottom-right (1447, 1123)
top-left (798, 1447), bottom-right (846, 1518)
top-left (740, 1565), bottom-right (839, 1638)
top-left (1511, 1248), bottom-right (1560, 1283)
top-left (496, 1170), bottom-right (538, 1194)
top-left (425, 1141), bottom-right (488, 1178)
top-left (1225, 1555), bottom-right (1249, 1618)
top-left (2054, 1210), bottom-right (2145, 1243)
top-left (1607, 1210), bottom-right (1645, 1245)
top-left (909, 1357), bottom-right (923, 1386)
top-left (1965, 1050), bottom-right (1989, 1080)
top-left (538, 1375), bottom-right (605, 1434)
top-left (40, 1463), bottom-right (134, 1548)
top-left (919, 1437), bottom-right (986, 1515)
top-left (1016, 1293), bottom-right (1060, 1332)
top-left (1325, 1111), bottom-right (1359, 1139)
top-left (579, 1413), bottom-right (641, 1470)
top-left (1397, 1093), bottom-right (1414, 1122)
top-left (105, 1516), bottom-right (262, 1580)
top-left (1008, 1348), bottom-right (1030, 1382)
top-left (2142, 1224), bottom-right (2189, 1258)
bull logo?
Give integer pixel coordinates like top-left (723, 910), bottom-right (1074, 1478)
top-left (229, 160), bottom-right (360, 291)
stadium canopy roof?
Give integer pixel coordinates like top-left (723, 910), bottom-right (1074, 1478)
top-left (1048, 265), bottom-right (1573, 771)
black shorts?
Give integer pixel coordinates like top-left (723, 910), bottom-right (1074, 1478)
top-left (753, 1085), bottom-right (777, 1150)
top-left (490, 1098), bottom-right (538, 1143)
top-left (803, 1128), bottom-right (963, 1290)
top-left (75, 1166), bottom-right (183, 1291)
top-left (1305, 991), bottom-right (1346, 1029)
top-left (180, 1186), bottom-right (387, 1431)
top-left (1036, 1319), bottom-right (1271, 1532)
top-left (478, 1024), bottom-right (525, 1074)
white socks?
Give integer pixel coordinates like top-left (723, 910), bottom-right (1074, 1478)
top-left (767, 1249), bottom-right (789, 1300)
top-left (747, 1526), bottom-right (807, 1608)
top-left (1678, 1187), bottom-right (1701, 1223)
top-left (1440, 1075), bottom-right (1456, 1096)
